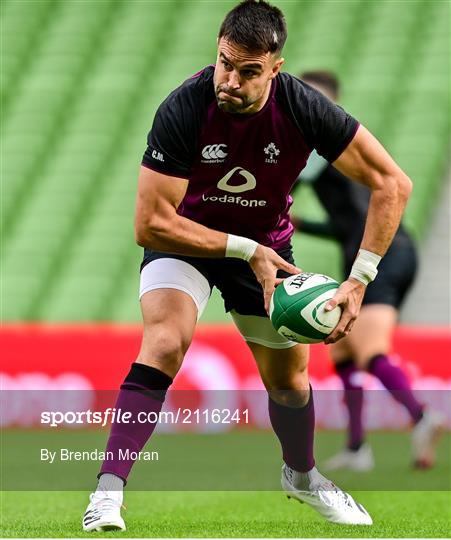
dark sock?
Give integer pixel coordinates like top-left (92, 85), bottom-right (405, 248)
top-left (368, 354), bottom-right (423, 423)
top-left (335, 360), bottom-right (364, 451)
top-left (268, 387), bottom-right (315, 473)
top-left (99, 363), bottom-right (173, 482)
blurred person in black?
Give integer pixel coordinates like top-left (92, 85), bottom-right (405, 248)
top-left (292, 70), bottom-right (444, 471)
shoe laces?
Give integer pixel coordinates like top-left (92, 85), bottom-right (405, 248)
top-left (90, 491), bottom-right (126, 511)
top-left (284, 465), bottom-right (294, 483)
top-left (284, 465), bottom-right (355, 511)
top-left (312, 481), bottom-right (354, 510)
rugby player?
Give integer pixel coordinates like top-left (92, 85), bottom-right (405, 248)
top-left (292, 70), bottom-right (444, 472)
top-left (83, 0), bottom-right (413, 530)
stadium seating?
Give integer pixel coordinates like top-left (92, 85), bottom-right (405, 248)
top-left (2, 0), bottom-right (449, 322)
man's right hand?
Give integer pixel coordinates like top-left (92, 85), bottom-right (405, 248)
top-left (249, 245), bottom-right (301, 314)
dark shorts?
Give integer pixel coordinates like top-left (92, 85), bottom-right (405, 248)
top-left (141, 245), bottom-right (295, 317)
top-left (345, 236), bottom-right (418, 309)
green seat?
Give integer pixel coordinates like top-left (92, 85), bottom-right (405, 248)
top-left (2, 0), bottom-right (449, 322)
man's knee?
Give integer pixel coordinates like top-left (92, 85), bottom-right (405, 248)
top-left (268, 381), bottom-right (310, 408)
top-left (262, 352), bottom-right (310, 407)
top-left (137, 324), bottom-right (191, 375)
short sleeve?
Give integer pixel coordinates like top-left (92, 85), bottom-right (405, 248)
top-left (141, 69), bottom-right (212, 178)
top-left (277, 73), bottom-right (360, 163)
top-left (142, 93), bottom-right (194, 178)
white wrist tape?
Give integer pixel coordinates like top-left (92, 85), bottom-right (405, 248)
top-left (226, 234), bottom-right (258, 262)
top-left (349, 249), bottom-right (382, 286)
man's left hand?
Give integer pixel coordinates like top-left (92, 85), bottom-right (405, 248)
top-left (324, 278), bottom-right (366, 344)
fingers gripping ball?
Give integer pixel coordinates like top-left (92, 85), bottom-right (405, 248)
top-left (269, 272), bottom-right (342, 344)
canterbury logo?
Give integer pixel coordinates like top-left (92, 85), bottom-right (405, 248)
top-left (217, 167), bottom-right (257, 193)
top-left (201, 144), bottom-right (228, 160)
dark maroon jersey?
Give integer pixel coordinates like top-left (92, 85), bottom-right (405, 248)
top-left (142, 66), bottom-right (359, 250)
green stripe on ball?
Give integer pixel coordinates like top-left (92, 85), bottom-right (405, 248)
top-left (270, 275), bottom-right (340, 343)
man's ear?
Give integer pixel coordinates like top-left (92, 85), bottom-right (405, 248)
top-left (270, 57), bottom-right (285, 79)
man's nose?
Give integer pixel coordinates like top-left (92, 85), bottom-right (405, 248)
top-left (227, 70), bottom-right (241, 89)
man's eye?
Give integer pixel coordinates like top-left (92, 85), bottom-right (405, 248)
top-left (222, 61), bottom-right (232, 70)
top-left (242, 70), bottom-right (257, 78)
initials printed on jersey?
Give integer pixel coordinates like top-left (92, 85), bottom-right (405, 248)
top-left (151, 149), bottom-right (164, 162)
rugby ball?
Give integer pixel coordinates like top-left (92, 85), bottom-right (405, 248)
top-left (269, 272), bottom-right (342, 344)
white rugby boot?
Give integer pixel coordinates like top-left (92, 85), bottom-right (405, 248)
top-left (282, 464), bottom-right (373, 525)
top-left (324, 443), bottom-right (375, 472)
top-left (412, 410), bottom-right (445, 469)
top-left (82, 489), bottom-right (126, 532)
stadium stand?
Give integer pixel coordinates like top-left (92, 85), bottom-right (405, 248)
top-left (2, 0), bottom-right (449, 322)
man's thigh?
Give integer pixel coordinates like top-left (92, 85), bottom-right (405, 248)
top-left (137, 257), bottom-right (211, 376)
top-left (140, 255), bottom-right (211, 319)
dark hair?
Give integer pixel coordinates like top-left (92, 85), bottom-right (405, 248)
top-left (300, 70), bottom-right (340, 99)
top-left (218, 0), bottom-right (287, 55)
